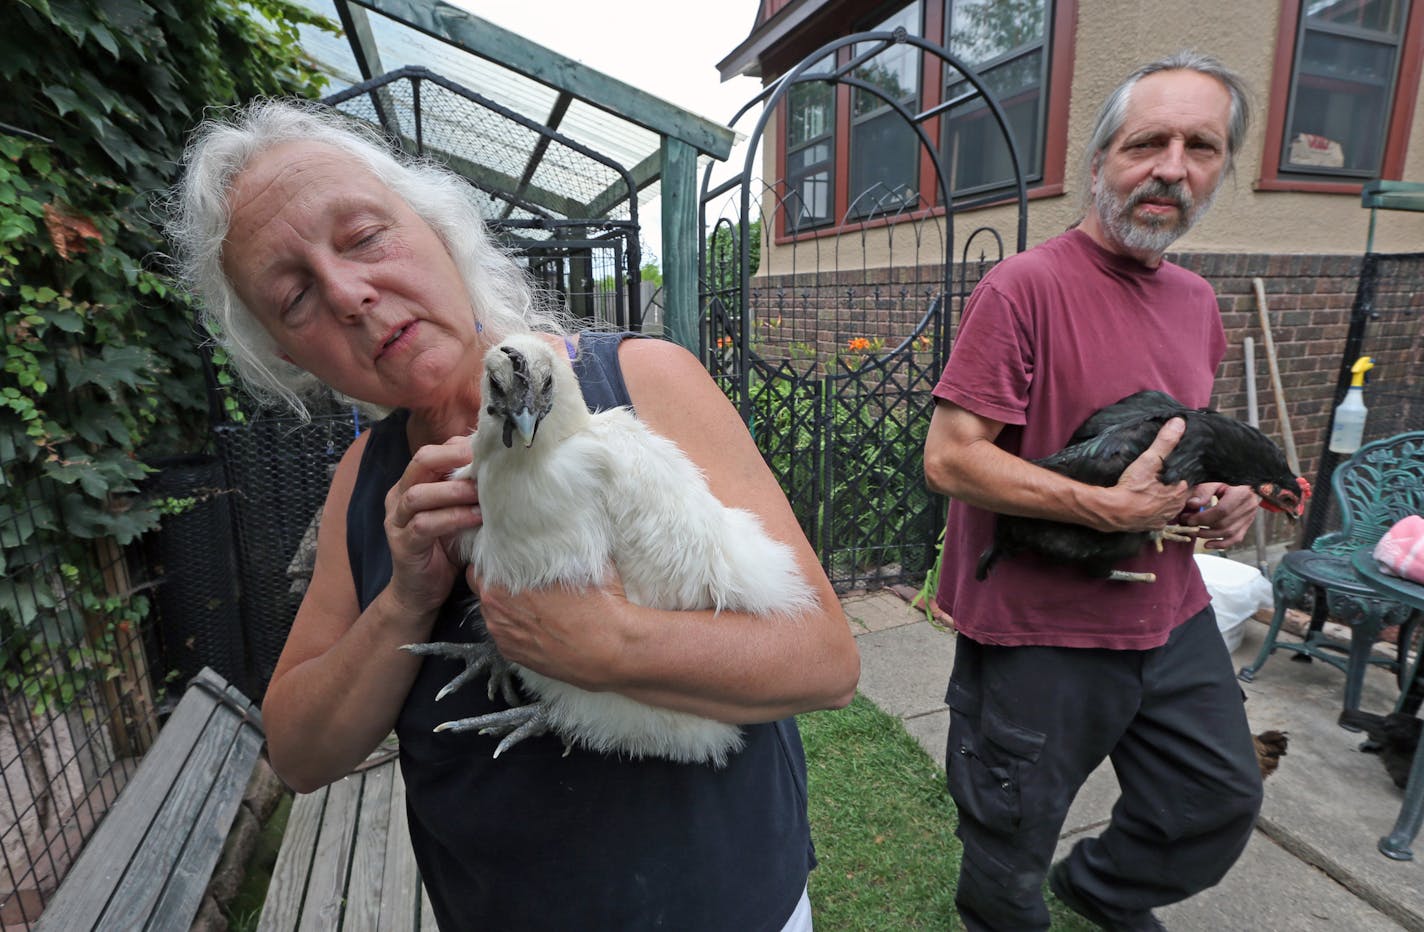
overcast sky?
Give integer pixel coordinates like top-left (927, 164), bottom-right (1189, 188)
top-left (447, 0), bottom-right (766, 265)
top-left (449, 0), bottom-right (762, 126)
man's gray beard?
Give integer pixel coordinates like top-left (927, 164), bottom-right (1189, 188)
top-left (1095, 179), bottom-right (1216, 256)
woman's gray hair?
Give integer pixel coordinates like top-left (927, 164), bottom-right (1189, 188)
top-left (1081, 51), bottom-right (1251, 199)
top-left (164, 97), bottom-right (563, 418)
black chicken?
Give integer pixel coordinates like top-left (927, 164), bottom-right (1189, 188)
top-left (976, 391), bottom-right (1311, 583)
top-left (1340, 709), bottom-right (1421, 789)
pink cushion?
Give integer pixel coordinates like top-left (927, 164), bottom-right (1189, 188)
top-left (1373, 515), bottom-right (1424, 584)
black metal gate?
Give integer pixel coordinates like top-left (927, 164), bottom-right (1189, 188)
top-left (701, 32), bottom-right (1029, 592)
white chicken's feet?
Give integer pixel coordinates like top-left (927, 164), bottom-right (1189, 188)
top-left (433, 702), bottom-right (570, 758)
top-left (1150, 525), bottom-right (1200, 552)
top-left (399, 640), bottom-right (522, 706)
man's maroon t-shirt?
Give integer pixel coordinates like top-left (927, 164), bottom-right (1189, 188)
top-left (932, 228), bottom-right (1226, 649)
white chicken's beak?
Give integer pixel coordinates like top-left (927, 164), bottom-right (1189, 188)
top-left (511, 408), bottom-right (538, 447)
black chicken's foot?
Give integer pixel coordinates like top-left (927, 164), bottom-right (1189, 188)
top-left (433, 701), bottom-right (571, 758)
top-left (400, 640), bottom-right (522, 706)
top-left (1152, 525), bottom-right (1200, 551)
top-left (1107, 570), bottom-right (1157, 583)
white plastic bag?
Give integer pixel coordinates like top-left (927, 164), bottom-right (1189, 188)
top-left (1194, 554), bottom-right (1274, 652)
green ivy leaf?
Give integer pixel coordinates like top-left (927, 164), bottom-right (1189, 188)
top-left (40, 83), bottom-right (84, 118)
top-left (88, 22), bottom-right (119, 58)
top-left (26, 148), bottom-right (52, 176)
top-left (45, 308), bottom-right (85, 333)
top-left (0, 578), bottom-right (43, 628)
top-left (74, 408), bottom-right (132, 446)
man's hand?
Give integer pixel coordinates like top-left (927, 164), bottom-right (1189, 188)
top-left (1178, 483), bottom-right (1258, 550)
top-left (1095, 417), bottom-right (1192, 533)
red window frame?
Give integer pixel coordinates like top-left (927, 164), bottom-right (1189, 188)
top-left (1256, 0), bottom-right (1424, 193)
top-left (773, 0), bottom-right (1077, 244)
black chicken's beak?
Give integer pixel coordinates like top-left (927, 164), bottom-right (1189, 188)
top-left (1257, 482), bottom-right (1304, 520)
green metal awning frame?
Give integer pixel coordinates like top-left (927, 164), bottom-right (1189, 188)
top-left (1362, 180), bottom-right (1424, 253)
top-left (310, 0), bottom-right (739, 346)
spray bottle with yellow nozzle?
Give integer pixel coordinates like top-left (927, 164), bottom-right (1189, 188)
top-left (1328, 356), bottom-right (1375, 454)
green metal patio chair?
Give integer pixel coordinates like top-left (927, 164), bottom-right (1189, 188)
top-left (1239, 430), bottom-right (1424, 726)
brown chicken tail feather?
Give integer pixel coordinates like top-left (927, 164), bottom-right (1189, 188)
top-left (1254, 729), bottom-right (1289, 780)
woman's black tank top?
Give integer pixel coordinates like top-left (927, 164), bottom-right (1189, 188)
top-left (346, 332), bottom-right (813, 930)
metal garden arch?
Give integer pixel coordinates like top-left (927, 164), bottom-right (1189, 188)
top-left (699, 29), bottom-right (1031, 591)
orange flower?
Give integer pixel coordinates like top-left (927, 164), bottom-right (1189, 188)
top-left (716, 336), bottom-right (733, 349)
top-left (847, 337), bottom-right (871, 352)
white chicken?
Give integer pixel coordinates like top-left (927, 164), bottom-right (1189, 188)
top-left (404, 334), bottom-right (816, 767)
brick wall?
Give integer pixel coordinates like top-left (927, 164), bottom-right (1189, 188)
top-left (1179, 253), bottom-right (1363, 472)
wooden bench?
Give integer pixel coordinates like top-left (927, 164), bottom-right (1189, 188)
top-left (36, 667), bottom-right (265, 931)
top-left (258, 741), bottom-right (435, 930)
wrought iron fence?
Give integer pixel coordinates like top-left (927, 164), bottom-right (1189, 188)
top-left (213, 409), bottom-right (363, 702)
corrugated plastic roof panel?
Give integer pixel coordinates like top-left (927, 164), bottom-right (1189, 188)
top-left (288, 0), bottom-right (681, 219)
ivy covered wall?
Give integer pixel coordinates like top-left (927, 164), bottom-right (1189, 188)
top-left (0, 0), bottom-right (332, 720)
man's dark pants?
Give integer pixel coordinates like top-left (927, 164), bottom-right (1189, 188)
top-left (945, 607), bottom-right (1263, 931)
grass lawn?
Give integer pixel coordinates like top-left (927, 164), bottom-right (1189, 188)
top-left (799, 695), bottom-right (1096, 931)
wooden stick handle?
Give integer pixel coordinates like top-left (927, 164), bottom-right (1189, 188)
top-left (1253, 276), bottom-right (1301, 476)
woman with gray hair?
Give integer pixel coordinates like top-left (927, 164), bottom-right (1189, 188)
top-left (167, 98), bottom-right (858, 931)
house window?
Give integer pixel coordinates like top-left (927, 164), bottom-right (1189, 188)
top-left (941, 0), bottom-right (1050, 197)
top-left (785, 53), bottom-right (836, 231)
top-left (1260, 0), bottom-right (1424, 190)
top-left (848, 2), bottom-right (923, 217)
top-left (776, 0), bottom-right (1071, 237)
top-left (1280, 0), bottom-right (1410, 178)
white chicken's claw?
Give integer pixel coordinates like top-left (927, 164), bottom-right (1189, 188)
top-left (492, 672), bottom-right (522, 707)
top-left (400, 640), bottom-right (518, 703)
top-left (432, 702), bottom-right (552, 758)
top-left (492, 708), bottom-right (551, 758)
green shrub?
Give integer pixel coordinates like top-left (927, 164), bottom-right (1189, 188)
top-left (743, 363), bottom-right (939, 581)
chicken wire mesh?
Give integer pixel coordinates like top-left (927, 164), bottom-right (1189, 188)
top-left (1304, 252), bottom-right (1424, 545)
top-left (324, 68), bottom-right (644, 329)
top-left (0, 441), bottom-right (158, 928)
top-left (213, 410), bottom-right (362, 702)
top-left (327, 68), bottom-right (634, 224)
top-left (141, 455), bottom-right (244, 696)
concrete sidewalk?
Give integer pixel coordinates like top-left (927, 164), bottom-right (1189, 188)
top-left (843, 588), bottom-right (1424, 931)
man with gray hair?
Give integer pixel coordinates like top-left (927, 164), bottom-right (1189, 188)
top-left (922, 52), bottom-right (1262, 930)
